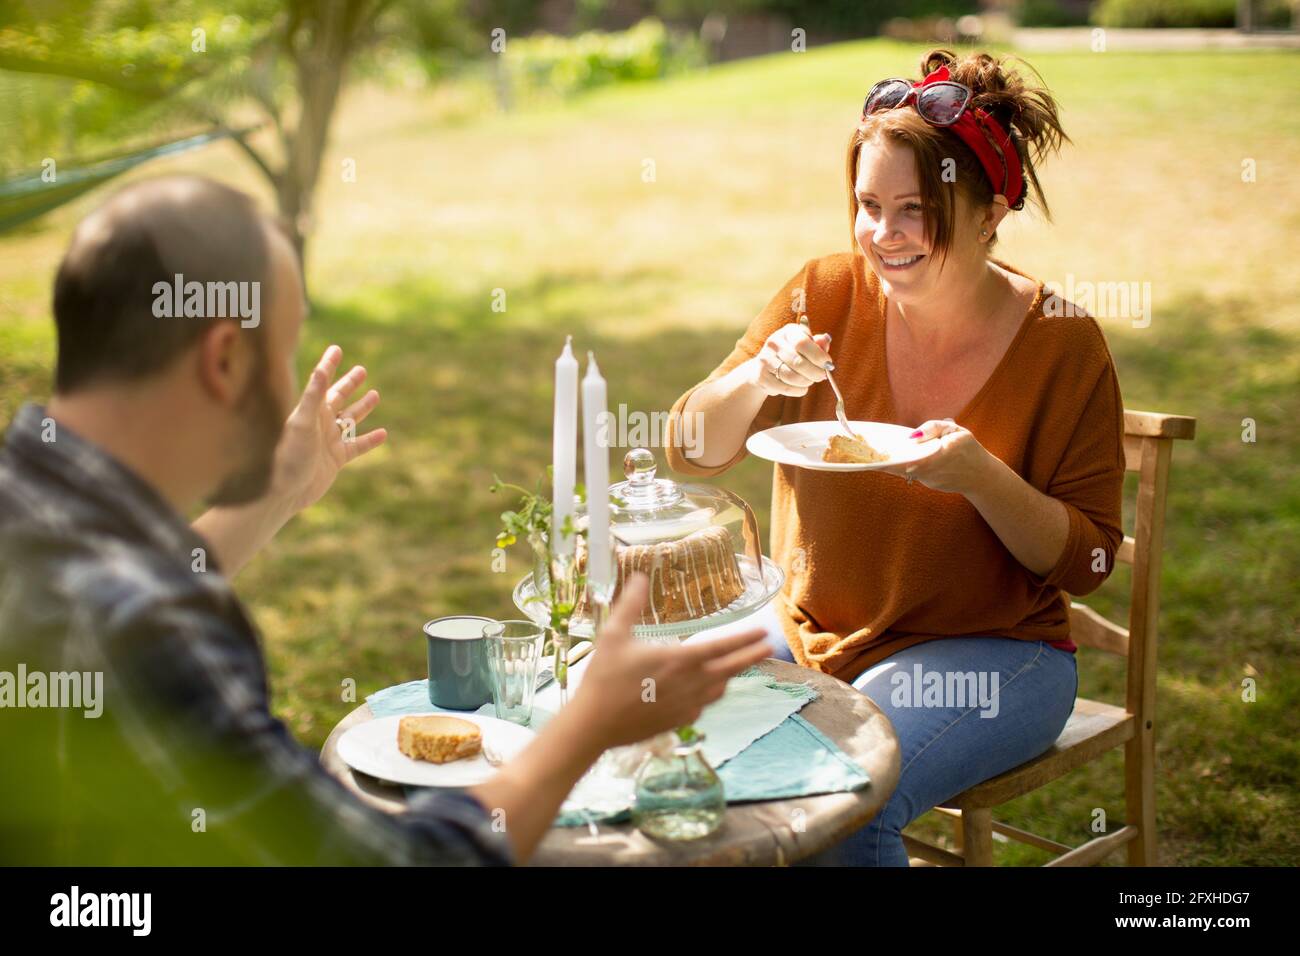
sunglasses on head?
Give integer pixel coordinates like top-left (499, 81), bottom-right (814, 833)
top-left (863, 77), bottom-right (971, 126)
top-left (861, 76), bottom-right (1015, 204)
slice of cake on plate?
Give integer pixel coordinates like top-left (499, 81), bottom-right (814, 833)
top-left (823, 432), bottom-right (888, 464)
top-left (397, 715), bottom-right (482, 763)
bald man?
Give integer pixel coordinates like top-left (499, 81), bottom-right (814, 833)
top-left (0, 176), bottom-right (769, 865)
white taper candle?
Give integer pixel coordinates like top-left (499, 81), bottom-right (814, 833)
top-left (582, 351), bottom-right (611, 592)
top-left (551, 336), bottom-right (578, 556)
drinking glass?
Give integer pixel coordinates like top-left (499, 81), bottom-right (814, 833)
top-left (482, 620), bottom-right (546, 726)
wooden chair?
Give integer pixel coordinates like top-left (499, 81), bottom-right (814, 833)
top-left (902, 409), bottom-right (1196, 867)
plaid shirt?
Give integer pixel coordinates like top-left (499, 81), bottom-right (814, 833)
top-left (0, 403), bottom-right (513, 866)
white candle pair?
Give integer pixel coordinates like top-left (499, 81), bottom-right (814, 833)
top-left (552, 337), bottom-right (611, 592)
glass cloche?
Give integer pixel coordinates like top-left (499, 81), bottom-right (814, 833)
top-left (513, 447), bottom-right (784, 641)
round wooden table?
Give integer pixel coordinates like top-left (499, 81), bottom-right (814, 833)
top-left (320, 659), bottom-right (900, 866)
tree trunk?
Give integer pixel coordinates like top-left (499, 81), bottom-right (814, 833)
top-left (277, 0), bottom-right (366, 270)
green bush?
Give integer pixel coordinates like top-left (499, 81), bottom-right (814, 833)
top-left (758, 1), bottom-right (979, 36)
top-left (1019, 0), bottom-right (1094, 27)
top-left (1091, 0), bottom-right (1238, 28)
top-left (504, 17), bottom-right (705, 102)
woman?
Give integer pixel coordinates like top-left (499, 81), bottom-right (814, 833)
top-left (666, 49), bottom-right (1126, 866)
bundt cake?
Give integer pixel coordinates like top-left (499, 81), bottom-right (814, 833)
top-left (575, 524), bottom-right (746, 625)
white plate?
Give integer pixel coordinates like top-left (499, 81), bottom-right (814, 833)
top-left (746, 420), bottom-right (940, 472)
top-left (337, 713), bottom-right (536, 787)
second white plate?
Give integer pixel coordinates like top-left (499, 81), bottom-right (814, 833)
top-left (337, 712), bottom-right (536, 787)
top-left (747, 420), bottom-right (940, 472)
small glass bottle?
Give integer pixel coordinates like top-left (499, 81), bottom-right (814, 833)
top-left (528, 529), bottom-right (550, 594)
top-left (632, 733), bottom-right (725, 841)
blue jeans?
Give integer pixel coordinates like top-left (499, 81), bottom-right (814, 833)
top-left (764, 632), bottom-right (1078, 866)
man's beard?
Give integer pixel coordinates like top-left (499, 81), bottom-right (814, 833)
top-left (208, 354), bottom-right (286, 507)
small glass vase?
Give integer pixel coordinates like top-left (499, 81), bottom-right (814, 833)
top-left (528, 529), bottom-right (550, 595)
top-left (547, 549), bottom-right (580, 708)
top-left (631, 733), bottom-right (725, 841)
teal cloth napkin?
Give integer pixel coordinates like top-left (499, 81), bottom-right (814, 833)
top-left (553, 712), bottom-right (871, 828)
top-left (549, 666), bottom-right (817, 825)
top-left (696, 667), bottom-right (817, 765)
top-left (366, 679), bottom-right (549, 721)
top-left (717, 712), bottom-right (871, 802)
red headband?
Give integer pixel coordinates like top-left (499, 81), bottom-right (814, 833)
top-left (915, 65), bottom-right (1025, 210)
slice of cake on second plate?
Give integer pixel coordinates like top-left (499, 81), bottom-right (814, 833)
top-left (822, 432), bottom-right (889, 464)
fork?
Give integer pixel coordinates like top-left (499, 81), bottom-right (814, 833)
top-left (798, 314), bottom-right (855, 439)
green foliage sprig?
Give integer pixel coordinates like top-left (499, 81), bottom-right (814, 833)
top-left (489, 465), bottom-right (625, 552)
top-left (489, 467), bottom-right (627, 648)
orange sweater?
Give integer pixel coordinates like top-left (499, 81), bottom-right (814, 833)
top-left (665, 253), bottom-right (1126, 685)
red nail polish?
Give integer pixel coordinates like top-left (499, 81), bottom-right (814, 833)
top-left (909, 429), bottom-right (923, 438)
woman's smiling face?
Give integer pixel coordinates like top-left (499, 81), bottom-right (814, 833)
top-left (854, 137), bottom-right (988, 303)
top-left (854, 138), bottom-right (933, 297)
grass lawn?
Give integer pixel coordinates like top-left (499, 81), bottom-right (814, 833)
top-left (1, 39), bottom-right (1296, 865)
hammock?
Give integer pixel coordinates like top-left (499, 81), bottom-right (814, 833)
top-left (0, 129), bottom-right (238, 232)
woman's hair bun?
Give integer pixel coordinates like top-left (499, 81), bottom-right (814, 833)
top-left (919, 48), bottom-right (1069, 168)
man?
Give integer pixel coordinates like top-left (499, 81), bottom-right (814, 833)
top-left (0, 176), bottom-right (769, 865)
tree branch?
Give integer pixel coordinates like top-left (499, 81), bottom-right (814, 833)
top-left (225, 127), bottom-right (282, 189)
top-left (0, 50), bottom-right (177, 99)
top-left (168, 93), bottom-right (283, 190)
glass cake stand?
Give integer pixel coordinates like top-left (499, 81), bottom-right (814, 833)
top-left (511, 553), bottom-right (785, 645)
